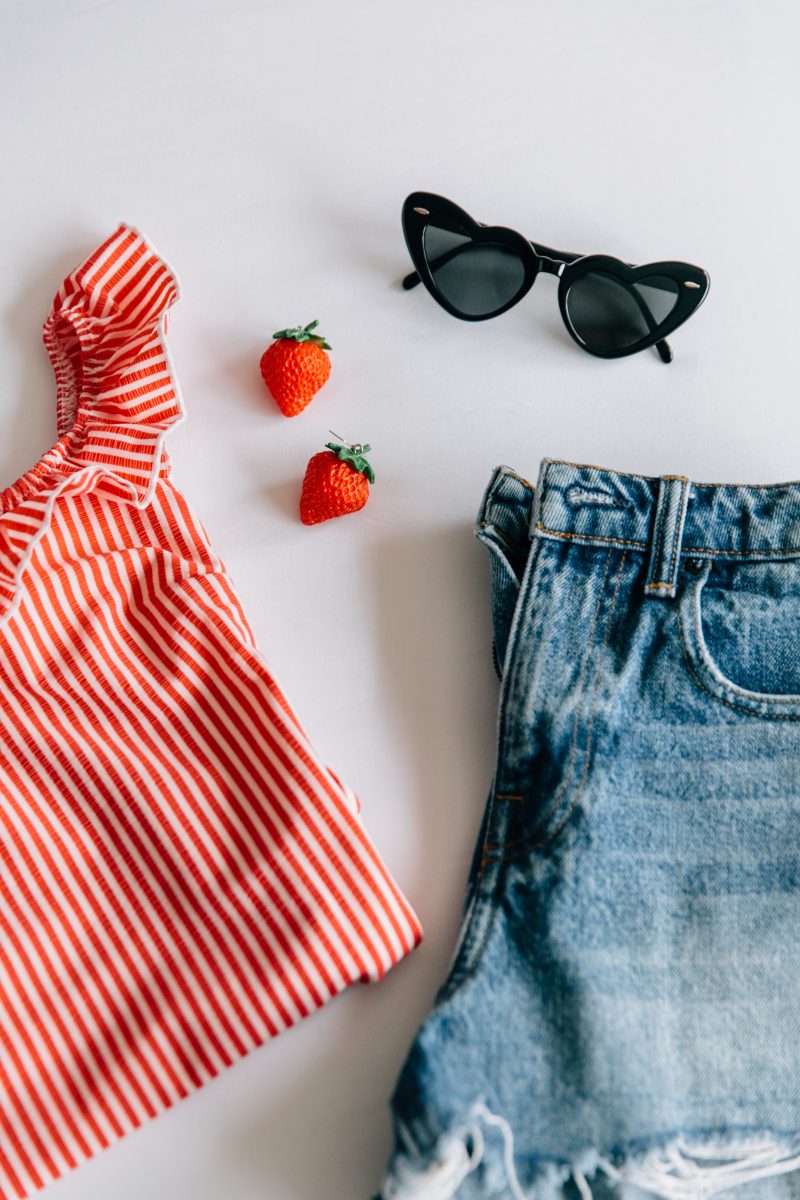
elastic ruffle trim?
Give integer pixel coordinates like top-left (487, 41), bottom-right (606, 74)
top-left (45, 219), bottom-right (186, 505)
top-left (0, 222), bottom-right (186, 622)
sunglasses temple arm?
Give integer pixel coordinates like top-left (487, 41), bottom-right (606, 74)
top-left (402, 239), bottom-right (476, 290)
top-left (625, 283), bottom-right (672, 363)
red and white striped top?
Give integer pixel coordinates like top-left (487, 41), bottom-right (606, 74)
top-left (0, 224), bottom-right (422, 1199)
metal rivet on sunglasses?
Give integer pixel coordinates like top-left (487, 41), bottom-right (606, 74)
top-left (413, 207), bottom-right (430, 216)
top-left (684, 281), bottom-right (701, 288)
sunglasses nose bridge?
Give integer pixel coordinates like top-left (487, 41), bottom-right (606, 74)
top-left (534, 253), bottom-right (566, 279)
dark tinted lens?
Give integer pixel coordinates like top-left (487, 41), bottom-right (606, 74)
top-left (423, 223), bottom-right (526, 316)
top-left (566, 271), bottom-right (680, 352)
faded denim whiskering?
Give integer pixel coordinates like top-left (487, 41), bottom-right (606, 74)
top-left (378, 458), bottom-right (800, 1199)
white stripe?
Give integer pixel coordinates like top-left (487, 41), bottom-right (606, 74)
top-left (18, 566), bottom-right (282, 1056)
top-left (84, 229), bottom-right (141, 314)
top-left (94, 382), bottom-right (176, 412)
top-left (0, 738), bottom-right (185, 1113)
top-left (60, 500), bottom-right (342, 1003)
top-left (175, 572), bottom-right (415, 957)
top-left (92, 371), bottom-right (172, 402)
top-left (204, 571), bottom-right (258, 649)
top-left (0, 822), bottom-right (149, 1143)
top-left (3, 511), bottom-right (48, 534)
top-left (100, 294), bottom-right (175, 373)
top-left (142, 569), bottom-right (403, 973)
top-left (91, 393), bottom-right (178, 422)
top-left (1, 608), bottom-right (244, 1079)
top-left (74, 459), bottom-right (154, 481)
top-left (156, 483), bottom-right (221, 567)
top-left (0, 958), bottom-right (82, 1184)
top-left (99, 528), bottom-right (369, 984)
top-left (106, 249), bottom-right (175, 325)
top-left (100, 518), bottom-right (379, 979)
top-left (86, 229), bottom-right (166, 317)
top-left (0, 869), bottom-right (125, 1156)
top-left (36, 516), bottom-right (327, 1016)
top-left (0, 647), bottom-right (214, 1104)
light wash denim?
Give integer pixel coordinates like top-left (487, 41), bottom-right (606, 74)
top-left (379, 459), bottom-right (800, 1200)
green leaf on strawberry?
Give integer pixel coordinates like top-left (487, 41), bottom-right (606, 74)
top-left (325, 441), bottom-right (375, 484)
top-left (271, 319), bottom-right (331, 350)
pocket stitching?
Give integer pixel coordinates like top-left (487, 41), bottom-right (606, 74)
top-left (677, 580), bottom-right (800, 720)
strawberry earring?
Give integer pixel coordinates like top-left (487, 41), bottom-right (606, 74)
top-left (260, 320), bottom-right (332, 416)
top-left (300, 433), bottom-right (374, 525)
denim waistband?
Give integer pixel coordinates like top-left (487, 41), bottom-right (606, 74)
top-left (479, 459), bottom-right (800, 600)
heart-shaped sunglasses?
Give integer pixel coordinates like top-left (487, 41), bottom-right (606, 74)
top-left (401, 192), bottom-right (710, 363)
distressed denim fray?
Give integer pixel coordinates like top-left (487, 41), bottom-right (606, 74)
top-left (378, 459), bottom-right (800, 1200)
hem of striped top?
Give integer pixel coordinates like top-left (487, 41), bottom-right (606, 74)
top-left (1, 905), bottom-right (422, 1200)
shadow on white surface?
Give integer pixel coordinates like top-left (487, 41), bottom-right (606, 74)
top-left (263, 474), bottom-right (304, 523)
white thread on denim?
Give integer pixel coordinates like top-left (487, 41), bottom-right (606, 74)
top-left (572, 1167), bottom-right (594, 1200)
top-left (593, 1133), bottom-right (800, 1199)
top-left (564, 485), bottom-right (629, 509)
top-left (380, 1102), bottom-right (526, 1199)
top-left (382, 1117), bottom-right (800, 1199)
top-left (379, 1123), bottom-right (477, 1199)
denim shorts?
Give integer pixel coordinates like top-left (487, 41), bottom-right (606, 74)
top-left (379, 458), bottom-right (800, 1200)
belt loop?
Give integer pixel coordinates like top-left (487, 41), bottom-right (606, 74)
top-left (645, 475), bottom-right (690, 599)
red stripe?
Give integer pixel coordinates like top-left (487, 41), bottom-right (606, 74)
top-left (44, 516), bottom-right (331, 1012)
top-left (137, 554), bottom-right (386, 976)
top-left (0, 223), bottom-right (420, 1200)
top-left (163, 573), bottom-right (415, 957)
top-left (1, 776), bottom-right (181, 1106)
top-left (3, 592), bottom-right (231, 1081)
top-left (0, 823), bottom-right (156, 1127)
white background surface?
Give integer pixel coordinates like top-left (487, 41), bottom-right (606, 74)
top-left (1, 3), bottom-right (798, 1197)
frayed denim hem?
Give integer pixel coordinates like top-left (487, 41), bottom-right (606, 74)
top-left (378, 1102), bottom-right (800, 1199)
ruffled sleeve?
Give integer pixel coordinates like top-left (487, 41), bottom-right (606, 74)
top-left (0, 226), bottom-right (187, 626)
top-left (42, 222), bottom-right (185, 506)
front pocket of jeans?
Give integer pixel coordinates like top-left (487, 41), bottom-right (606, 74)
top-left (678, 559), bottom-right (800, 720)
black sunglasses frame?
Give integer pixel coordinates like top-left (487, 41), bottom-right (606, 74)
top-left (401, 192), bottom-right (710, 363)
